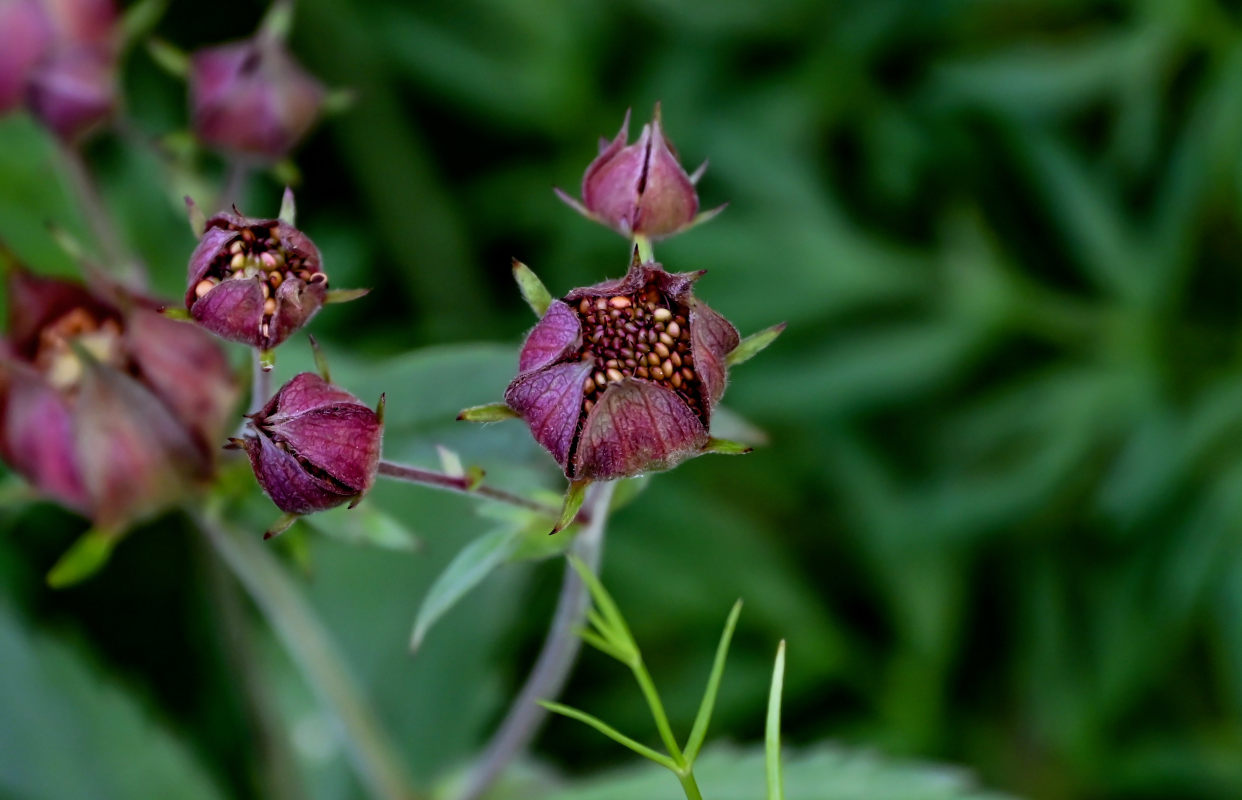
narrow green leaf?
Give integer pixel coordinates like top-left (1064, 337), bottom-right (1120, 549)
top-left (260, 0), bottom-right (295, 42)
top-left (578, 628), bottom-right (629, 663)
top-left (456, 402), bottom-right (519, 422)
top-left (727, 322), bottom-right (787, 367)
top-left (263, 512), bottom-right (300, 541)
top-left (160, 307), bottom-right (191, 321)
top-left (766, 640), bottom-right (787, 800)
top-left (539, 701), bottom-right (678, 771)
top-left (308, 335), bottom-right (332, 382)
top-left (409, 525), bottom-right (520, 652)
top-left (324, 288), bottom-right (371, 304)
top-left (145, 36), bottom-right (188, 78)
top-left (567, 553), bottom-right (635, 652)
top-left (303, 503), bottom-right (421, 553)
top-left (278, 185), bottom-right (297, 225)
top-left (436, 445), bottom-right (465, 478)
top-left (702, 437), bottom-right (754, 456)
top-left (184, 196), bottom-right (206, 238)
top-left (513, 258), bottom-right (553, 317)
top-left (46, 529), bottom-right (118, 588)
top-left (684, 599), bottom-right (743, 763)
top-left (551, 479), bottom-right (590, 534)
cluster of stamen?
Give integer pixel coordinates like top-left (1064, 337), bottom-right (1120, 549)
top-left (574, 284), bottom-right (702, 420)
top-left (193, 224), bottom-right (325, 338)
top-left (33, 308), bottom-right (124, 390)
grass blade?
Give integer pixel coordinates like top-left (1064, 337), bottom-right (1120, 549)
top-left (684, 599), bottom-right (743, 763)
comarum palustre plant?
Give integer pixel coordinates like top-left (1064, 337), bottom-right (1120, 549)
top-left (0, 2), bottom-right (790, 797)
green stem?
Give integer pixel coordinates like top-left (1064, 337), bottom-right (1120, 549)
top-left (678, 771), bottom-right (705, 800)
top-left (633, 233), bottom-right (655, 263)
top-left (58, 143), bottom-right (147, 287)
top-left (193, 509), bottom-right (423, 800)
top-left (377, 460), bottom-right (575, 522)
top-left (630, 656), bottom-right (685, 767)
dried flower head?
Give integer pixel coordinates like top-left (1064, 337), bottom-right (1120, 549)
top-left (0, 270), bottom-right (238, 529)
top-left (503, 255), bottom-right (739, 481)
top-left (185, 193), bottom-right (327, 350)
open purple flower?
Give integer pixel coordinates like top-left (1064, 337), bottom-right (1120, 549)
top-left (185, 197), bottom-right (327, 350)
top-left (0, 270), bottom-right (238, 529)
top-left (503, 256), bottom-right (739, 481)
top-left (555, 106), bottom-right (723, 240)
top-left (236, 372), bottom-right (383, 516)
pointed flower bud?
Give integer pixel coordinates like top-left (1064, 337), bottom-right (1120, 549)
top-left (189, 36), bottom-right (325, 161)
top-left (503, 255), bottom-right (740, 481)
top-left (556, 106), bottom-right (721, 240)
top-left (237, 372), bottom-right (383, 514)
top-left (185, 196), bottom-right (327, 350)
top-left (0, 270), bottom-right (239, 529)
top-left (25, 43), bottom-right (116, 141)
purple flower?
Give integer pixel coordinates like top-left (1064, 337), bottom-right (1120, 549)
top-left (0, 271), bottom-right (239, 529)
top-left (556, 106), bottom-right (722, 240)
top-left (236, 372), bottom-right (383, 515)
top-left (189, 36), bottom-right (325, 161)
top-left (185, 197), bottom-right (327, 350)
top-left (503, 256), bottom-right (739, 481)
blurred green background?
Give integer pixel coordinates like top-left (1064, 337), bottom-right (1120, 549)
top-left (4, 0), bottom-right (1242, 798)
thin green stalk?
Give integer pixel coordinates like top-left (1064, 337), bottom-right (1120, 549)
top-left (193, 509), bottom-right (422, 800)
top-left (633, 234), bottom-right (655, 263)
top-left (766, 640), bottom-right (787, 800)
top-left (630, 657), bottom-right (685, 767)
top-left (677, 771), bottom-right (705, 800)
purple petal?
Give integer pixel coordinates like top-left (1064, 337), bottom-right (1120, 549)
top-left (185, 225), bottom-right (239, 300)
top-left (574, 378), bottom-right (708, 481)
top-left (74, 361), bottom-right (207, 529)
top-left (519, 300), bottom-right (582, 373)
top-left (633, 117), bottom-right (699, 238)
top-left (267, 372), bottom-right (360, 418)
top-left (266, 403), bottom-right (381, 492)
top-left (504, 360), bottom-right (593, 473)
top-left (244, 432), bottom-right (355, 514)
top-left (126, 309), bottom-right (239, 453)
top-left (689, 299), bottom-right (739, 406)
top-left (266, 276), bottom-right (325, 349)
top-left (190, 277), bottom-right (265, 347)
top-left (0, 365), bottom-right (89, 512)
top-left (582, 122), bottom-right (649, 235)
top-left (0, 0), bottom-right (52, 112)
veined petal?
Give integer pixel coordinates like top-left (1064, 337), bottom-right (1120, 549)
top-left (504, 360), bottom-right (593, 472)
top-left (519, 300), bottom-right (582, 373)
top-left (190, 278), bottom-right (265, 348)
top-left (574, 378), bottom-right (708, 481)
top-left (689, 299), bottom-right (739, 406)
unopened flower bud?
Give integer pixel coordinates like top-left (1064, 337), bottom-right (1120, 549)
top-left (0, 0), bottom-right (118, 137)
top-left (0, 270), bottom-right (238, 529)
top-left (189, 37), bottom-right (325, 161)
top-left (184, 196), bottom-right (327, 350)
top-left (556, 106), bottom-right (721, 240)
top-left (237, 372), bottom-right (383, 514)
top-left (503, 255), bottom-right (740, 481)
top-left (25, 44), bottom-right (115, 141)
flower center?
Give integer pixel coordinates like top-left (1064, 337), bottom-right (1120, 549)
top-left (193, 223), bottom-right (326, 338)
top-left (33, 307), bottom-right (124, 390)
top-left (573, 283), bottom-right (703, 420)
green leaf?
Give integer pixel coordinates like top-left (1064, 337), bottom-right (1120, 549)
top-left (0, 600), bottom-right (228, 799)
top-left (684, 599), bottom-right (743, 763)
top-left (727, 322), bottom-right (787, 367)
top-left (513, 258), bottom-right (553, 317)
top-left (303, 503), bottom-right (421, 552)
top-left (552, 479), bottom-right (590, 534)
top-left (324, 287), bottom-right (371, 304)
top-left (46, 528), bottom-right (118, 588)
top-left (766, 640), bottom-right (786, 800)
top-left (703, 437), bottom-right (754, 456)
top-left (538, 701), bottom-right (678, 771)
top-left (456, 402), bottom-right (519, 422)
top-left (120, 0), bottom-right (169, 50)
top-left (409, 525), bottom-right (520, 652)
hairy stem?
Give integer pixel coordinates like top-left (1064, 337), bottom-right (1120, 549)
top-left (58, 143), bottom-right (146, 286)
top-left (377, 460), bottom-right (575, 522)
top-left (457, 481), bottom-right (618, 800)
top-left (193, 510), bottom-right (423, 800)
